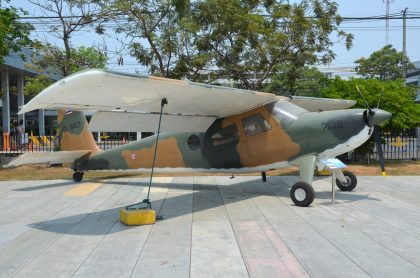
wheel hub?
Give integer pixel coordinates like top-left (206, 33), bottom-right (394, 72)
top-left (295, 188), bottom-right (306, 201)
top-left (339, 176), bottom-right (351, 187)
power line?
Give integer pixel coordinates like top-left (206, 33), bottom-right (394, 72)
top-left (18, 14), bottom-right (420, 21)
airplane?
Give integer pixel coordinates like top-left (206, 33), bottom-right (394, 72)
top-left (8, 69), bottom-right (391, 207)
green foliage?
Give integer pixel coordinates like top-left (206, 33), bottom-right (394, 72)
top-left (355, 45), bottom-right (414, 80)
top-left (23, 75), bottom-right (53, 100)
top-left (111, 0), bottom-right (189, 78)
top-left (0, 0), bottom-right (33, 63)
top-left (109, 0), bottom-right (352, 87)
top-left (34, 44), bottom-right (107, 77)
top-left (182, 0), bottom-right (352, 89)
top-left (264, 66), bottom-right (330, 96)
top-left (321, 77), bottom-right (420, 130)
top-left (69, 46), bottom-right (107, 72)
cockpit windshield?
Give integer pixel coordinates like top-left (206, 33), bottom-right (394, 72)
top-left (271, 102), bottom-right (307, 127)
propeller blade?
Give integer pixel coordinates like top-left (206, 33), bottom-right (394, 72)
top-left (373, 125), bottom-right (386, 176)
top-left (377, 88), bottom-right (385, 109)
top-left (356, 85), bottom-right (372, 112)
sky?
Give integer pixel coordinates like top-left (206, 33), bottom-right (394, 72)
top-left (328, 0), bottom-right (420, 75)
top-left (8, 0), bottom-right (420, 75)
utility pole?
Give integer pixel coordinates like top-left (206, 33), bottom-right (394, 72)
top-left (402, 7), bottom-right (408, 77)
top-left (383, 0), bottom-right (395, 45)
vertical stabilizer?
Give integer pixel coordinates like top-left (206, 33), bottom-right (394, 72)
top-left (57, 110), bottom-right (100, 153)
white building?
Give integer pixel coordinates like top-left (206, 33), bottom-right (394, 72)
top-left (406, 61), bottom-right (420, 102)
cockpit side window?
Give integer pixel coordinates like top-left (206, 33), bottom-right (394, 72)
top-left (241, 113), bottom-right (272, 137)
top-left (211, 124), bottom-right (239, 146)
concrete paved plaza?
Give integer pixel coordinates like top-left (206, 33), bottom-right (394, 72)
top-left (1, 175), bottom-right (420, 277)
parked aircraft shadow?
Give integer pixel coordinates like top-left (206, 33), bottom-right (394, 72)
top-left (13, 176), bottom-right (171, 192)
top-left (315, 191), bottom-right (382, 204)
top-left (15, 181), bottom-right (76, 191)
top-left (26, 177), bottom-right (381, 236)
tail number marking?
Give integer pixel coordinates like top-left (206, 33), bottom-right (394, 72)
top-left (63, 121), bottom-right (81, 132)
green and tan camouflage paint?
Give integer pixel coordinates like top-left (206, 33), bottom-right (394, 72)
top-left (58, 101), bottom-right (373, 172)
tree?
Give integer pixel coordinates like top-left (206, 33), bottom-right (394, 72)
top-left (264, 66), bottom-right (330, 97)
top-left (108, 0), bottom-right (352, 87)
top-left (0, 0), bottom-right (33, 99)
top-left (34, 45), bottom-right (107, 76)
top-left (23, 75), bottom-right (53, 100)
top-left (183, 0), bottom-right (352, 90)
top-left (0, 0), bottom-right (33, 63)
top-left (28, 0), bottom-right (109, 76)
top-left (110, 0), bottom-right (189, 78)
top-left (321, 77), bottom-right (420, 131)
top-left (355, 45), bottom-right (414, 80)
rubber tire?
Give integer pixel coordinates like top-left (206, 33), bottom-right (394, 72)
top-left (290, 182), bottom-right (315, 207)
top-left (336, 171), bottom-right (357, 191)
top-left (73, 172), bottom-right (84, 182)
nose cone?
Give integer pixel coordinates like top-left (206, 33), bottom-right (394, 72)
top-left (371, 109), bottom-right (391, 125)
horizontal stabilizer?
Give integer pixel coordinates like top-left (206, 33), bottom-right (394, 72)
top-left (5, 150), bottom-right (91, 167)
top-left (89, 111), bottom-right (216, 132)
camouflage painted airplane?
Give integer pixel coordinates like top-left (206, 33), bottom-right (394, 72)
top-left (10, 69), bottom-right (391, 207)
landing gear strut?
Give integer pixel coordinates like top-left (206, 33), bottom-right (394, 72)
top-left (336, 170), bottom-right (357, 191)
top-left (73, 171), bottom-right (84, 182)
top-left (261, 172), bottom-right (267, 182)
top-left (290, 182), bottom-right (315, 207)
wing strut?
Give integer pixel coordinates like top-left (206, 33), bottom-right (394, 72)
top-left (125, 98), bottom-right (168, 214)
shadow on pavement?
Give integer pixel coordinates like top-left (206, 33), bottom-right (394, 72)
top-left (26, 176), bottom-right (381, 236)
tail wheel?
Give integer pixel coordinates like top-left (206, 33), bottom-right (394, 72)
top-left (73, 171), bottom-right (84, 182)
top-left (290, 182), bottom-right (315, 207)
top-left (336, 171), bottom-right (357, 191)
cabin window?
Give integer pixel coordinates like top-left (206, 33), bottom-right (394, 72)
top-left (187, 134), bottom-right (200, 150)
top-left (242, 113), bottom-right (271, 137)
top-left (212, 124), bottom-right (238, 146)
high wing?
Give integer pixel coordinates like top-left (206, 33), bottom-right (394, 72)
top-left (20, 69), bottom-right (356, 132)
top-left (20, 69), bottom-right (279, 116)
top-left (20, 69), bottom-right (282, 132)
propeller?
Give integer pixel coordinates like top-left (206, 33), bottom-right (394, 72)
top-left (356, 85), bottom-right (387, 176)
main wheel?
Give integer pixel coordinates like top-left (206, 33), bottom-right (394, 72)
top-left (73, 171), bottom-right (84, 182)
top-left (290, 182), bottom-right (315, 207)
top-left (336, 171), bottom-right (357, 191)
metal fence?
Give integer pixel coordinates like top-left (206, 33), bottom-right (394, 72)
top-left (2, 130), bottom-right (419, 162)
top-left (0, 133), bottom-right (137, 155)
top-left (1, 133), bottom-right (56, 154)
top-left (340, 130), bottom-right (419, 163)
top-left (95, 133), bottom-right (137, 150)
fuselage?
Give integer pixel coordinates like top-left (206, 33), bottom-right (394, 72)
top-left (76, 101), bottom-right (374, 173)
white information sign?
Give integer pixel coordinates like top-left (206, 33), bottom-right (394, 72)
top-left (321, 158), bottom-right (347, 169)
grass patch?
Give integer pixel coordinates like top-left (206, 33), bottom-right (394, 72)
top-left (0, 161), bottom-right (419, 181)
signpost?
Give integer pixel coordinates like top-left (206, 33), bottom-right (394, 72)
top-left (321, 158), bottom-right (347, 204)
